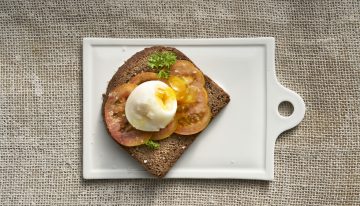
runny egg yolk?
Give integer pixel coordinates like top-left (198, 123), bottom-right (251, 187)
top-left (168, 75), bottom-right (198, 104)
top-left (168, 76), bottom-right (187, 101)
top-left (155, 86), bottom-right (176, 110)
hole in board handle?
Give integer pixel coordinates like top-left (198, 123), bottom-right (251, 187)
top-left (278, 101), bottom-right (294, 117)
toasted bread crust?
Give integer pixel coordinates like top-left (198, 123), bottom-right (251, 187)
top-left (103, 46), bottom-right (230, 177)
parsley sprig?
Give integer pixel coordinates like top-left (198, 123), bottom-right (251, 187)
top-left (144, 139), bottom-right (160, 150)
top-left (148, 51), bottom-right (177, 79)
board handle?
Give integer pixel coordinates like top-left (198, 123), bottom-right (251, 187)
top-left (270, 84), bottom-right (305, 137)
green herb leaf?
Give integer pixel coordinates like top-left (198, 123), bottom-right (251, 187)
top-left (144, 139), bottom-right (160, 150)
top-left (157, 69), bottom-right (169, 79)
top-left (147, 51), bottom-right (177, 79)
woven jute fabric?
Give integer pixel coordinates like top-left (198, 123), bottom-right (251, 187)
top-left (1, 0), bottom-right (359, 205)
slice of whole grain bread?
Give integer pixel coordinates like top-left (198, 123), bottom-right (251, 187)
top-left (103, 46), bottom-right (230, 177)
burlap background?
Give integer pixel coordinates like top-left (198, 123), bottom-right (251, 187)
top-left (1, 0), bottom-right (359, 205)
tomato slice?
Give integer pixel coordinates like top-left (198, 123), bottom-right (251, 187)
top-left (177, 86), bottom-right (209, 113)
top-left (151, 118), bottom-right (178, 140)
top-left (170, 60), bottom-right (205, 87)
top-left (129, 72), bottom-right (159, 85)
top-left (104, 83), bottom-right (151, 146)
top-left (175, 87), bottom-right (211, 135)
top-left (168, 60), bottom-right (211, 135)
top-left (175, 106), bottom-right (211, 135)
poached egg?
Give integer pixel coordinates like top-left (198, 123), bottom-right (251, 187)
top-left (125, 80), bottom-right (177, 131)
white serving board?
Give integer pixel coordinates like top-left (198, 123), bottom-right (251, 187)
top-left (83, 38), bottom-right (305, 180)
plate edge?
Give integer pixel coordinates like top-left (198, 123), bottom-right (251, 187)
top-left (82, 38), bottom-right (278, 180)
